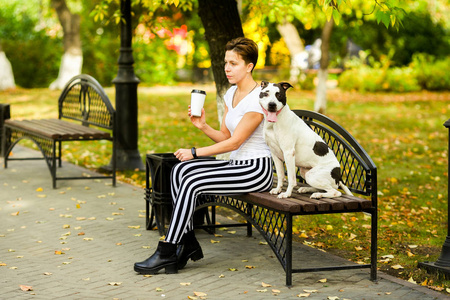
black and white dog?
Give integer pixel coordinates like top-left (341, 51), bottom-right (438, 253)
top-left (259, 81), bottom-right (352, 199)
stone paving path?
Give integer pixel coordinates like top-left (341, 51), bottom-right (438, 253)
top-left (0, 146), bottom-right (447, 299)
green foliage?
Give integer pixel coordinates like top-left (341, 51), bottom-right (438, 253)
top-left (133, 38), bottom-right (179, 85)
top-left (0, 3), bottom-right (61, 88)
top-left (339, 54), bottom-right (450, 92)
top-left (412, 54), bottom-right (450, 91)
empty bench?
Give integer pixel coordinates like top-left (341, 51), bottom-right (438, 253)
top-left (194, 109), bottom-right (378, 286)
top-left (2, 74), bottom-right (116, 188)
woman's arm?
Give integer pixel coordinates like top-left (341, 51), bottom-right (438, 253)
top-left (191, 105), bottom-right (231, 143)
top-left (175, 112), bottom-right (264, 161)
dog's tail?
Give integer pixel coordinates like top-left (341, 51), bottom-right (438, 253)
top-left (339, 182), bottom-right (353, 196)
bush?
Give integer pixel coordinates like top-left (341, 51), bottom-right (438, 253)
top-left (339, 55), bottom-right (449, 92)
top-left (412, 54), bottom-right (450, 91)
top-left (384, 67), bottom-right (421, 92)
top-left (338, 67), bottom-right (384, 93)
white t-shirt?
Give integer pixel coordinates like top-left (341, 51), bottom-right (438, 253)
top-left (224, 85), bottom-right (271, 160)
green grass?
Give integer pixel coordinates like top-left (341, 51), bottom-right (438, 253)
top-left (2, 86), bottom-right (450, 292)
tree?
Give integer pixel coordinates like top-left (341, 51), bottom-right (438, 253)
top-left (0, 42), bottom-right (16, 90)
top-left (197, 0), bottom-right (244, 121)
top-left (49, 0), bottom-right (82, 90)
top-left (315, 18), bottom-right (334, 113)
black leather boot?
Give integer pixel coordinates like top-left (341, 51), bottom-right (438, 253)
top-left (134, 241), bottom-right (178, 274)
top-left (177, 230), bottom-right (204, 269)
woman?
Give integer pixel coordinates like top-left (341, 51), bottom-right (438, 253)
top-left (134, 37), bottom-right (273, 275)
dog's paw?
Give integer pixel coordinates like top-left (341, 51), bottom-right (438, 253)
top-left (297, 187), bottom-right (309, 194)
top-left (277, 192), bottom-right (291, 199)
top-left (310, 192), bottom-right (323, 199)
top-left (269, 188), bottom-right (281, 195)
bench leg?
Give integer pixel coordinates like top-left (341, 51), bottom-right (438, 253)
top-left (370, 207), bottom-right (378, 281)
top-left (286, 214), bottom-right (293, 287)
top-left (246, 204), bottom-right (253, 237)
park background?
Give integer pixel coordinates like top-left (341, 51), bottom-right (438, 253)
top-left (1, 0), bottom-right (450, 295)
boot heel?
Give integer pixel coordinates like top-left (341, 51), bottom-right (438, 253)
top-left (164, 263), bottom-right (178, 274)
top-left (190, 248), bottom-right (204, 261)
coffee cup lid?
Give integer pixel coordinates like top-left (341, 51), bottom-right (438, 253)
top-left (191, 89), bottom-right (206, 95)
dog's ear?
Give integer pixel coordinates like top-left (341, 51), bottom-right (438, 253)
top-left (278, 82), bottom-right (293, 91)
top-left (261, 81), bottom-right (269, 89)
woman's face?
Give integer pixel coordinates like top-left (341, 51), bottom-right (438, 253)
top-left (224, 50), bottom-right (253, 84)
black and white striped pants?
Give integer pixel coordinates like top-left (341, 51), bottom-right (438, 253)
top-left (165, 156), bottom-right (273, 244)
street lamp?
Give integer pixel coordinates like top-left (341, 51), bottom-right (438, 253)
top-left (111, 0), bottom-right (144, 171)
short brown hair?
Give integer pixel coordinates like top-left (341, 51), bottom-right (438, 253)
top-left (225, 37), bottom-right (258, 71)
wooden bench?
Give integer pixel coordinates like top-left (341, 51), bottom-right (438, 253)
top-left (193, 109), bottom-right (378, 286)
top-left (2, 74), bottom-right (116, 188)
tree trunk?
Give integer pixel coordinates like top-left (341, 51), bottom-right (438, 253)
top-left (49, 0), bottom-right (82, 90)
top-left (277, 21), bottom-right (305, 84)
top-left (314, 18), bottom-right (334, 114)
top-left (198, 0), bottom-right (244, 122)
top-left (0, 42), bottom-right (15, 90)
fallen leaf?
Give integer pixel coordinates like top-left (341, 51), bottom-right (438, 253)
top-left (228, 268), bottom-right (238, 271)
top-left (245, 265), bottom-right (255, 269)
top-left (128, 225), bottom-right (140, 229)
top-left (303, 289), bottom-right (318, 293)
top-left (210, 239), bottom-right (220, 243)
top-left (108, 282), bottom-right (122, 286)
top-left (180, 282), bottom-right (191, 286)
top-left (219, 274), bottom-right (225, 278)
top-left (155, 287), bottom-right (163, 292)
top-left (83, 238), bottom-right (94, 241)
top-left (327, 297), bottom-right (339, 300)
top-left (355, 246), bottom-right (363, 251)
top-left (272, 289), bottom-right (281, 293)
top-left (36, 187), bottom-right (43, 192)
top-left (259, 241), bottom-right (268, 245)
top-left (261, 282), bottom-right (272, 287)
top-left (43, 272), bottom-right (52, 275)
top-left (297, 293), bottom-right (310, 297)
top-left (19, 285), bottom-right (33, 291)
top-left (318, 278), bottom-right (327, 283)
top-left (106, 217), bottom-right (114, 221)
top-left (407, 277), bottom-right (417, 284)
top-left (194, 291), bottom-right (207, 297)
top-left (391, 264), bottom-right (403, 270)
top-left (10, 211), bottom-right (19, 216)
top-left (257, 289), bottom-right (268, 293)
top-left (63, 224), bottom-right (70, 229)
top-left (299, 232), bottom-right (308, 238)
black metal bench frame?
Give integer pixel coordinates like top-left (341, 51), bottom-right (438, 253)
top-left (193, 109), bottom-right (378, 286)
top-left (2, 74), bottom-right (116, 188)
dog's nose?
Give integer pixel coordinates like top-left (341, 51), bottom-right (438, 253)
top-left (268, 102), bottom-right (277, 112)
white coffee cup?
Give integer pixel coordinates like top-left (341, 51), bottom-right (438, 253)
top-left (190, 89), bottom-right (206, 117)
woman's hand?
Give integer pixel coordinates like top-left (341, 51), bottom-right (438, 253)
top-left (174, 148), bottom-right (194, 161)
top-left (189, 105), bottom-right (206, 129)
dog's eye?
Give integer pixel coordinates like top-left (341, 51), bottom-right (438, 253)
top-left (259, 92), bottom-right (268, 98)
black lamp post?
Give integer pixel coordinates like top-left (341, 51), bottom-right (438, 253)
top-left (111, 0), bottom-right (144, 171)
top-left (418, 119), bottom-right (450, 278)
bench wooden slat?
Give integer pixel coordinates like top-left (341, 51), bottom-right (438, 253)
top-left (24, 119), bottom-right (82, 139)
top-left (5, 119), bottom-right (61, 139)
top-left (44, 119), bottom-right (110, 139)
top-left (234, 192), bottom-right (316, 213)
top-left (5, 119), bottom-right (110, 140)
